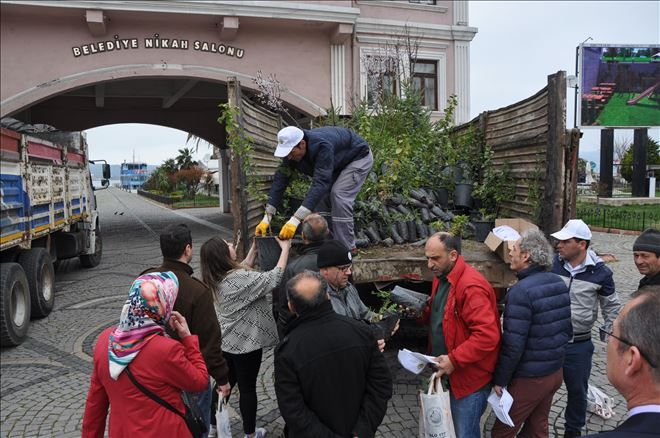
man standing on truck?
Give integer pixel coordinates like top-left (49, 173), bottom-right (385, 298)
top-left (254, 126), bottom-right (373, 252)
top-left (421, 232), bottom-right (501, 438)
top-left (550, 219), bottom-right (621, 438)
top-left (142, 223), bottom-right (231, 436)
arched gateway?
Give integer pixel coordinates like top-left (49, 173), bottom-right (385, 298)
top-left (1, 0), bottom-right (476, 144)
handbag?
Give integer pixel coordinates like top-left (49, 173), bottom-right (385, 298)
top-left (125, 367), bottom-right (207, 438)
top-left (418, 372), bottom-right (456, 438)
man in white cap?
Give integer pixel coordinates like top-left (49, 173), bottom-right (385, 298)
top-left (550, 219), bottom-right (621, 438)
top-left (255, 126), bottom-right (373, 252)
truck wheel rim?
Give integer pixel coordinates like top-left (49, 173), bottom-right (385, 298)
top-left (11, 281), bottom-right (27, 326)
top-left (42, 265), bottom-right (54, 301)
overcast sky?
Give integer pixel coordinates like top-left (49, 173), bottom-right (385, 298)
top-left (87, 0), bottom-right (659, 167)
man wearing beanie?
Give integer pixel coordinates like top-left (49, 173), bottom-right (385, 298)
top-left (317, 240), bottom-right (388, 351)
top-left (633, 228), bottom-right (660, 288)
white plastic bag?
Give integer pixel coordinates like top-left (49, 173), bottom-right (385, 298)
top-left (419, 372), bottom-right (456, 438)
top-left (587, 384), bottom-right (614, 419)
top-left (215, 399), bottom-right (232, 438)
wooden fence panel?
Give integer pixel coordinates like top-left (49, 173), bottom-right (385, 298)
top-left (452, 71), bottom-right (574, 234)
top-left (227, 78), bottom-right (281, 256)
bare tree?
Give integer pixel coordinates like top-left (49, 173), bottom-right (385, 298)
top-left (614, 137), bottom-right (630, 163)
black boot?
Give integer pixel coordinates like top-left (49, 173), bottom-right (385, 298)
top-left (564, 431), bottom-right (581, 438)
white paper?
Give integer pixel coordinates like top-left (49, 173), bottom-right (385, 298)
top-left (397, 349), bottom-right (437, 374)
top-left (487, 388), bottom-right (515, 427)
top-left (492, 225), bottom-right (521, 242)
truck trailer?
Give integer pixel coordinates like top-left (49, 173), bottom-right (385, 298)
top-left (0, 124), bottom-right (108, 347)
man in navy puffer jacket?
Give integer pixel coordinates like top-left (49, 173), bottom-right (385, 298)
top-left (492, 229), bottom-right (572, 438)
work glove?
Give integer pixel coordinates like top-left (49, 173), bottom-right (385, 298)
top-left (279, 217), bottom-right (300, 240)
top-left (255, 204), bottom-right (277, 236)
top-left (255, 220), bottom-right (270, 236)
top-left (278, 205), bottom-right (312, 240)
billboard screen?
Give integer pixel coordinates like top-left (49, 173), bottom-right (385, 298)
top-left (579, 44), bottom-right (660, 128)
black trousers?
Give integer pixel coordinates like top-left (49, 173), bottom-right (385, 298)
top-left (224, 349), bottom-right (263, 435)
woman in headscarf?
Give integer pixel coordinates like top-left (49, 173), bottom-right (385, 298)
top-left (200, 237), bottom-right (291, 438)
top-left (82, 272), bottom-right (209, 437)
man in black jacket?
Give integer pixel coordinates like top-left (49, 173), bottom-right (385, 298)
top-left (632, 228), bottom-right (660, 288)
top-left (142, 223), bottom-right (230, 436)
top-left (584, 288), bottom-right (660, 437)
top-left (276, 213), bottom-right (328, 339)
top-left (275, 271), bottom-right (392, 438)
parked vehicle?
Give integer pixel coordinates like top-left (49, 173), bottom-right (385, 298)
top-left (0, 123), bottom-right (109, 347)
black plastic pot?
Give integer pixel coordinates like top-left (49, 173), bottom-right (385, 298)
top-left (435, 187), bottom-right (450, 209)
top-left (255, 237), bottom-right (281, 271)
top-left (454, 183), bottom-right (474, 209)
top-left (472, 220), bottom-right (495, 242)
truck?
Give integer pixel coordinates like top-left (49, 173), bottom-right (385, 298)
top-left (225, 71), bottom-right (578, 302)
top-left (0, 122), bottom-right (109, 347)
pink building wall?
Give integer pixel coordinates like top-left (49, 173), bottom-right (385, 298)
top-left (1, 1), bottom-right (476, 122)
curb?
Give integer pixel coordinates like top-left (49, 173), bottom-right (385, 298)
top-left (589, 226), bottom-right (642, 236)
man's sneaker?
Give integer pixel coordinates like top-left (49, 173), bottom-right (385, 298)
top-left (208, 425), bottom-right (217, 438)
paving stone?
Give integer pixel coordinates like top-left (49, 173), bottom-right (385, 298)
top-left (0, 189), bottom-right (642, 436)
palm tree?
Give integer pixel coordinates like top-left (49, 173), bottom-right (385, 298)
top-left (161, 158), bottom-right (178, 175)
top-left (176, 148), bottom-right (198, 170)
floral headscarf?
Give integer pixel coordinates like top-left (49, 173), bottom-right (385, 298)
top-left (108, 272), bottom-right (179, 380)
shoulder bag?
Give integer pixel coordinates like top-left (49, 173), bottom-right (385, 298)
top-left (125, 367), bottom-right (207, 438)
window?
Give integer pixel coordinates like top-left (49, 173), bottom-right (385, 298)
top-left (412, 60), bottom-right (437, 110)
top-left (365, 55), bottom-right (398, 106)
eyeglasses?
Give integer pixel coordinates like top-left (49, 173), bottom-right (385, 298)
top-left (336, 264), bottom-right (352, 273)
top-left (599, 327), bottom-right (657, 368)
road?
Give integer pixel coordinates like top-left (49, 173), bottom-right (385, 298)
top-left (0, 188), bottom-right (644, 437)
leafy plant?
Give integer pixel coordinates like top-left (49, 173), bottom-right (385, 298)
top-left (473, 146), bottom-right (515, 218)
top-left (217, 103), bottom-right (267, 204)
top-left (371, 289), bottom-right (398, 318)
top-left (450, 214), bottom-right (470, 237)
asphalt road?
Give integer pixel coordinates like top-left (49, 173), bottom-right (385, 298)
top-left (0, 188), bottom-right (644, 437)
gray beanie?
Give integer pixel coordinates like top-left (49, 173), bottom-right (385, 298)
top-left (633, 228), bottom-right (660, 255)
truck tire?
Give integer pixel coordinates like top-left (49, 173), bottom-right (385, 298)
top-left (80, 228), bottom-right (102, 268)
top-left (0, 263), bottom-right (31, 347)
top-left (18, 248), bottom-right (55, 319)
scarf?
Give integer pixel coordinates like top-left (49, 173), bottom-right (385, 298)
top-left (108, 271), bottom-right (179, 380)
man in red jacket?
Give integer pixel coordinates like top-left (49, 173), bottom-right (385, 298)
top-left (422, 232), bottom-right (501, 438)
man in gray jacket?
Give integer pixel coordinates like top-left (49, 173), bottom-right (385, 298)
top-left (551, 219), bottom-right (621, 438)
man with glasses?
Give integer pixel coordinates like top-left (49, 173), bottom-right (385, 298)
top-left (254, 126), bottom-right (373, 253)
top-left (317, 239), bottom-right (389, 352)
top-left (550, 219), bottom-right (621, 438)
top-left (584, 288), bottom-right (660, 437)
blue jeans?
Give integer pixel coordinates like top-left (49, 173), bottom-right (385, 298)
top-left (450, 384), bottom-right (490, 438)
top-left (563, 339), bottom-right (594, 434)
top-left (186, 378), bottom-right (213, 438)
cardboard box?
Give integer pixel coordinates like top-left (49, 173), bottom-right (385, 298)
top-left (484, 218), bottom-right (539, 263)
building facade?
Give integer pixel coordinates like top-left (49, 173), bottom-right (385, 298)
top-left (1, 0), bottom-right (477, 144)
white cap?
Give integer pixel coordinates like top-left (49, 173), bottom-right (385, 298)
top-left (274, 126), bottom-right (304, 158)
top-left (551, 219), bottom-right (592, 241)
